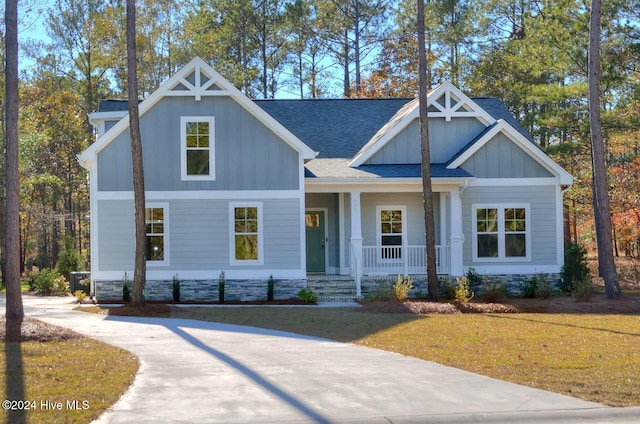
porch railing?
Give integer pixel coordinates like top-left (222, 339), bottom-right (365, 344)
top-left (362, 245), bottom-right (450, 275)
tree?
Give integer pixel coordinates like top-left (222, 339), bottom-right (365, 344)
top-left (417, 0), bottom-right (438, 301)
top-left (4, 0), bottom-right (24, 340)
top-left (588, 0), bottom-right (620, 298)
top-left (127, 0), bottom-right (147, 306)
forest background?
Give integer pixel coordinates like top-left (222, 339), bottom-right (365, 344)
top-left (1, 0), bottom-right (639, 275)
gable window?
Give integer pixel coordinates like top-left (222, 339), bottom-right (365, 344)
top-left (473, 204), bottom-right (529, 261)
top-left (377, 206), bottom-right (406, 259)
top-left (146, 204), bottom-right (169, 265)
top-left (181, 116), bottom-right (215, 180)
top-left (230, 203), bottom-right (263, 265)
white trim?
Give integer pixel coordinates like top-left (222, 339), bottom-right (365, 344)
top-left (305, 208), bottom-right (329, 273)
top-left (555, 185), bottom-right (566, 268)
top-left (349, 82), bottom-right (495, 167)
top-left (338, 193), bottom-right (347, 274)
top-left (471, 203), bottom-right (531, 262)
top-left (376, 205), bottom-right (407, 259)
top-left (464, 265), bottom-right (562, 275)
top-left (91, 269), bottom-right (307, 281)
top-left (305, 179), bottom-right (472, 194)
top-left (447, 120), bottom-right (574, 185)
top-left (88, 162), bottom-right (99, 294)
top-left (229, 202), bottom-right (264, 266)
top-left (468, 178), bottom-right (558, 187)
top-left (146, 202), bottom-right (170, 267)
top-left (94, 189), bottom-right (302, 201)
top-left (181, 116), bottom-right (216, 181)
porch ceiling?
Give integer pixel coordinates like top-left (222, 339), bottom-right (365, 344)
top-left (305, 160), bottom-right (473, 179)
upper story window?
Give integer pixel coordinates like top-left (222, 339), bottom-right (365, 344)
top-left (181, 116), bottom-right (215, 180)
top-left (472, 204), bottom-right (530, 261)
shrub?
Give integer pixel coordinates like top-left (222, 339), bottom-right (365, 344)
top-left (572, 275), bottom-right (595, 302)
top-left (122, 272), bottom-right (131, 301)
top-left (27, 269), bottom-right (69, 295)
top-left (520, 276), bottom-right (538, 298)
top-left (172, 274), bottom-right (181, 302)
top-left (560, 243), bottom-right (590, 294)
top-left (297, 288), bottom-right (318, 303)
top-left (367, 280), bottom-right (394, 301)
top-left (439, 278), bottom-right (457, 300)
top-left (536, 274), bottom-right (551, 299)
top-left (267, 275), bottom-right (275, 301)
top-left (454, 276), bottom-right (474, 303)
top-left (393, 275), bottom-right (413, 302)
top-left (56, 237), bottom-right (82, 282)
top-left (481, 278), bottom-right (506, 303)
top-left (465, 268), bottom-right (483, 295)
top-left (74, 290), bottom-right (87, 303)
top-left (218, 271), bottom-right (225, 303)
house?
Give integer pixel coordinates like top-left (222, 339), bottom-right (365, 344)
top-left (78, 57), bottom-right (573, 301)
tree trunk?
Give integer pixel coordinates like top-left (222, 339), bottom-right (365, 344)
top-left (4, 0), bottom-right (24, 340)
top-left (588, 0), bottom-right (620, 299)
top-left (127, 0), bottom-right (147, 306)
top-left (417, 0), bottom-right (439, 301)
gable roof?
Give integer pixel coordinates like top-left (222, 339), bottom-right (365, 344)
top-left (447, 119), bottom-right (574, 184)
top-left (348, 82), bottom-right (497, 167)
top-left (78, 57), bottom-right (317, 166)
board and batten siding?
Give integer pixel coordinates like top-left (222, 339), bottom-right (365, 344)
top-left (461, 185), bottom-right (558, 267)
top-left (97, 96), bottom-right (300, 191)
top-left (96, 198), bottom-right (302, 272)
top-left (365, 117), bottom-right (486, 165)
top-left (460, 133), bottom-right (553, 178)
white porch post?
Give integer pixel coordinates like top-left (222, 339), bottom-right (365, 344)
top-left (350, 191), bottom-right (363, 297)
top-left (449, 188), bottom-right (464, 276)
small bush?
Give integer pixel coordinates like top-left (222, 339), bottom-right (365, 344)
top-left (572, 275), bottom-right (595, 302)
top-left (465, 268), bottom-right (483, 294)
top-left (122, 273), bottom-right (131, 301)
top-left (520, 276), bottom-right (538, 298)
top-left (218, 271), bottom-right (225, 303)
top-left (297, 288), bottom-right (318, 303)
top-left (536, 274), bottom-right (551, 299)
top-left (27, 269), bottom-right (69, 295)
top-left (267, 275), bottom-right (275, 302)
top-left (560, 243), bottom-right (590, 294)
top-left (393, 275), bottom-right (413, 302)
top-left (481, 278), bottom-right (506, 303)
top-left (454, 276), bottom-right (474, 303)
top-left (172, 274), bottom-right (181, 302)
top-left (74, 290), bottom-right (87, 303)
top-left (439, 278), bottom-right (457, 300)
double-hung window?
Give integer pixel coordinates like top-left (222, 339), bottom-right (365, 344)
top-left (230, 203), bottom-right (263, 265)
top-left (377, 206), bottom-right (406, 259)
top-left (181, 116), bottom-right (215, 180)
top-left (473, 204), bottom-right (529, 261)
top-left (145, 203), bottom-right (169, 265)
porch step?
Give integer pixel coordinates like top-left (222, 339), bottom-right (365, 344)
top-left (306, 279), bottom-right (358, 302)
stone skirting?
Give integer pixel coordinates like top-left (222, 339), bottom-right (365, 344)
top-left (95, 278), bottom-right (306, 302)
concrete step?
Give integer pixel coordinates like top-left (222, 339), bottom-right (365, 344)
top-left (306, 279), bottom-right (357, 302)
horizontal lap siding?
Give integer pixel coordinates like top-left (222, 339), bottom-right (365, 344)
top-left (461, 186), bottom-right (557, 266)
top-left (97, 198), bottom-right (301, 272)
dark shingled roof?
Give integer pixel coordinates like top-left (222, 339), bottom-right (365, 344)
top-left (98, 99), bottom-right (131, 112)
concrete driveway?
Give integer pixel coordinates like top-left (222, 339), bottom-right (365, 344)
top-left (5, 294), bottom-right (640, 423)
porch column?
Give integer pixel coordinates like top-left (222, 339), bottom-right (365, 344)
top-left (350, 191), bottom-right (363, 297)
top-left (449, 188), bottom-right (464, 276)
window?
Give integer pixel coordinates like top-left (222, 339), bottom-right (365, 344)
top-left (473, 204), bottom-right (529, 261)
top-left (145, 204), bottom-right (169, 265)
top-left (377, 206), bottom-right (406, 259)
top-left (230, 203), bottom-right (263, 265)
top-left (181, 116), bottom-right (215, 180)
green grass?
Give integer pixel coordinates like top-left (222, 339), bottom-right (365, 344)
top-left (166, 307), bottom-right (640, 407)
top-left (0, 281), bottom-right (31, 293)
top-left (1, 339), bottom-right (138, 423)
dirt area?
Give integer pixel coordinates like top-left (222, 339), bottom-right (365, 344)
top-left (0, 316), bottom-right (83, 342)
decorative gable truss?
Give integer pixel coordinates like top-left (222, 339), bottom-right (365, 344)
top-left (349, 82), bottom-right (495, 167)
top-left (163, 61), bottom-right (231, 100)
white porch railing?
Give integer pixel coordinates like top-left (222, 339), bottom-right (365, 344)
top-left (362, 245), bottom-right (450, 275)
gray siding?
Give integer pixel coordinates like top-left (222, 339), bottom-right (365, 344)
top-left (97, 197), bottom-right (302, 271)
top-left (97, 96), bottom-right (300, 191)
top-left (461, 186), bottom-right (557, 266)
top-left (461, 133), bottom-right (553, 178)
top-left (366, 117), bottom-right (486, 164)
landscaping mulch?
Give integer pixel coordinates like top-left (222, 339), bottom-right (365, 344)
top-left (0, 316), bottom-right (83, 342)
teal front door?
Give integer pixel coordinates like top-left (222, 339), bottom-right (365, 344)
top-left (305, 211), bottom-right (326, 273)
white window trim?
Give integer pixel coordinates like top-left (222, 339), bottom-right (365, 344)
top-left (146, 202), bottom-right (170, 267)
top-left (376, 205), bottom-right (407, 261)
top-left (180, 116), bottom-right (215, 181)
top-left (471, 203), bottom-right (531, 262)
top-left (229, 202), bottom-right (264, 266)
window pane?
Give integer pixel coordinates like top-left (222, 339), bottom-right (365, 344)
top-left (506, 234), bottom-right (526, 257)
top-left (197, 135), bottom-right (209, 148)
top-left (382, 235), bottom-right (402, 246)
top-left (146, 235), bottom-right (164, 261)
top-left (306, 214), bottom-right (319, 227)
top-left (186, 150), bottom-right (209, 175)
top-left (505, 208), bottom-right (526, 232)
top-left (186, 135), bottom-right (198, 148)
top-left (391, 222), bottom-right (402, 234)
top-left (186, 122), bottom-right (198, 135)
top-left (477, 234), bottom-right (498, 257)
top-left (476, 208), bottom-right (498, 233)
top-left (197, 122), bottom-right (209, 134)
top-left (246, 220), bottom-right (258, 233)
top-left (246, 207), bottom-right (257, 219)
top-left (235, 235), bottom-right (258, 260)
top-left (235, 221), bottom-right (246, 233)
top-left (381, 222), bottom-right (391, 234)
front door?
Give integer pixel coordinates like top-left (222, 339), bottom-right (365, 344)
top-left (305, 211), bottom-right (326, 273)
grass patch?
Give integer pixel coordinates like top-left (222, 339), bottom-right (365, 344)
top-left (157, 307), bottom-right (640, 407)
top-left (1, 320), bottom-right (138, 423)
